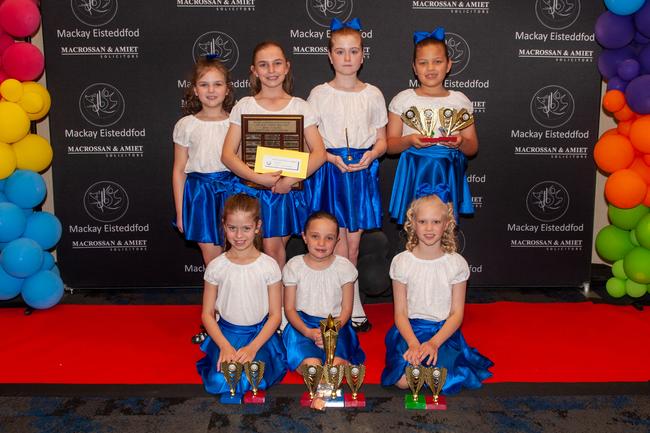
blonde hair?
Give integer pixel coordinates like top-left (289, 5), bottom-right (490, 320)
top-left (182, 57), bottom-right (235, 115)
top-left (222, 193), bottom-right (263, 251)
top-left (403, 195), bottom-right (457, 253)
top-left (249, 41), bottom-right (294, 95)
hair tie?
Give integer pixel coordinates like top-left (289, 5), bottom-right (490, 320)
top-left (204, 53), bottom-right (220, 60)
top-left (413, 27), bottom-right (445, 45)
top-left (415, 183), bottom-right (451, 203)
top-left (330, 17), bottom-right (362, 32)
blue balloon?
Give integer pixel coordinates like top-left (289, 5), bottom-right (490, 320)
top-left (0, 265), bottom-right (23, 300)
top-left (625, 74), bottom-right (650, 114)
top-left (0, 192), bottom-right (6, 201)
top-left (635, 0), bottom-right (650, 38)
top-left (40, 251), bottom-right (55, 271)
top-left (595, 11), bottom-right (636, 48)
top-left (0, 179), bottom-right (4, 191)
top-left (0, 242), bottom-right (6, 251)
top-left (618, 58), bottom-right (641, 80)
top-left (607, 75), bottom-right (630, 91)
top-left (21, 270), bottom-right (64, 309)
top-left (23, 212), bottom-right (62, 250)
top-left (598, 46), bottom-right (636, 79)
top-left (605, 0), bottom-right (646, 16)
top-left (4, 170), bottom-right (47, 209)
top-left (0, 237), bottom-right (43, 278)
top-left (50, 264), bottom-right (60, 276)
top-left (0, 202), bottom-right (27, 242)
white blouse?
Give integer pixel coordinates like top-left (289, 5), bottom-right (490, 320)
top-left (283, 254), bottom-right (358, 318)
top-left (307, 83), bottom-right (387, 150)
top-left (204, 253), bottom-right (282, 326)
top-left (173, 115), bottom-right (230, 174)
top-left (389, 251), bottom-right (470, 322)
top-left (229, 96), bottom-right (317, 128)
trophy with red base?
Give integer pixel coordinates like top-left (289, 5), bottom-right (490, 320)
top-left (344, 364), bottom-right (366, 407)
top-left (243, 361), bottom-right (265, 404)
top-left (424, 366), bottom-right (447, 410)
top-left (300, 363), bottom-right (324, 407)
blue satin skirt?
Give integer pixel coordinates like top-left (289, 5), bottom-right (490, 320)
top-left (183, 171), bottom-right (236, 245)
top-left (233, 181), bottom-right (309, 238)
top-left (282, 311), bottom-right (366, 371)
top-left (380, 318), bottom-right (493, 395)
top-left (388, 146), bottom-right (474, 224)
top-left (305, 147), bottom-right (382, 232)
top-left (196, 317), bottom-right (288, 396)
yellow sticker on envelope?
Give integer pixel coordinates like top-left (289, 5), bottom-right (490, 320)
top-left (254, 146), bottom-right (309, 179)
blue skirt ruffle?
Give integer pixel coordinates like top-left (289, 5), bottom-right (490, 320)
top-left (196, 317), bottom-right (288, 395)
top-left (388, 146), bottom-right (473, 224)
top-left (183, 171), bottom-right (236, 245)
top-left (233, 181), bottom-right (309, 238)
top-left (305, 147), bottom-right (382, 232)
top-left (282, 311), bottom-right (366, 371)
top-left (380, 318), bottom-right (493, 395)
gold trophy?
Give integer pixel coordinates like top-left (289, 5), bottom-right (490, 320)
top-left (438, 107), bottom-right (474, 137)
top-left (424, 366), bottom-right (448, 410)
top-left (344, 128), bottom-right (353, 161)
top-left (320, 314), bottom-right (341, 366)
top-left (323, 364), bottom-right (346, 399)
top-left (401, 105), bottom-right (474, 145)
top-left (243, 361), bottom-right (265, 404)
top-left (300, 364), bottom-right (324, 406)
top-left (401, 107), bottom-right (430, 137)
top-left (404, 364), bottom-right (427, 409)
top-left (344, 364), bottom-right (366, 407)
top-left (220, 361), bottom-right (243, 404)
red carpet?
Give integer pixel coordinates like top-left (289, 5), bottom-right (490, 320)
top-left (1, 302), bottom-right (649, 385)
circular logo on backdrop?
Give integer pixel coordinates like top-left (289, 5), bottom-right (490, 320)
top-left (526, 181), bottom-right (570, 222)
top-left (79, 83), bottom-right (125, 127)
top-left (70, 0), bottom-right (118, 27)
top-left (530, 85), bottom-right (575, 129)
top-left (445, 33), bottom-right (470, 76)
top-left (83, 181), bottom-right (130, 223)
top-left (456, 228), bottom-right (466, 254)
top-left (305, 0), bottom-right (354, 28)
top-left (193, 31), bottom-right (239, 71)
top-left (535, 0), bottom-right (580, 30)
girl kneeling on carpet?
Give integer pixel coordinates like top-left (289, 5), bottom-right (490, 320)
top-left (197, 193), bottom-right (287, 395)
top-left (282, 211), bottom-right (365, 371)
top-left (380, 187), bottom-right (492, 394)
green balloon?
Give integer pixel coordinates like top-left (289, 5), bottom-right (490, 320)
top-left (625, 279), bottom-right (648, 298)
top-left (606, 277), bottom-right (627, 298)
top-left (630, 229), bottom-right (640, 246)
top-left (595, 225), bottom-right (634, 262)
top-left (635, 213), bottom-right (650, 249)
top-left (612, 260), bottom-right (627, 279)
top-left (608, 204), bottom-right (649, 230)
top-left (623, 247), bottom-right (650, 284)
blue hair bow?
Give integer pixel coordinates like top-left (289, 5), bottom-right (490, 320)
top-left (415, 183), bottom-right (451, 203)
top-left (413, 27), bottom-right (445, 45)
top-left (204, 53), bottom-right (220, 60)
top-left (330, 17), bottom-right (362, 31)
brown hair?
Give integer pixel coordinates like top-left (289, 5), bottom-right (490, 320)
top-left (412, 38), bottom-right (449, 64)
top-left (222, 193), bottom-right (263, 251)
top-left (328, 27), bottom-right (363, 52)
top-left (304, 211), bottom-right (340, 234)
top-left (249, 40), bottom-right (294, 95)
top-left (403, 195), bottom-right (457, 253)
top-left (182, 57), bottom-right (235, 115)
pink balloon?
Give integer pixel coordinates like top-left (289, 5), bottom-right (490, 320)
top-left (0, 33), bottom-right (13, 55)
top-left (0, 0), bottom-right (40, 37)
top-left (0, 68), bottom-right (8, 83)
top-left (1, 42), bottom-right (43, 81)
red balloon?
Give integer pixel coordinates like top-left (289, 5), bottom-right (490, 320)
top-left (0, 0), bottom-right (41, 38)
top-left (1, 42), bottom-right (43, 81)
top-left (0, 33), bottom-right (13, 55)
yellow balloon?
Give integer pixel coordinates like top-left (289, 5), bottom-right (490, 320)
top-left (21, 82), bottom-right (51, 121)
top-left (0, 142), bottom-right (17, 179)
top-left (18, 92), bottom-right (43, 114)
top-left (0, 79), bottom-right (24, 102)
top-left (0, 101), bottom-right (30, 144)
top-left (12, 134), bottom-right (53, 172)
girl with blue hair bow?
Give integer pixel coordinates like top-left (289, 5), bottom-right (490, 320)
top-left (381, 187), bottom-right (492, 394)
top-left (386, 27), bottom-right (479, 225)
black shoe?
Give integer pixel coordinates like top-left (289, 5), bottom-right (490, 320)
top-left (191, 331), bottom-right (207, 344)
top-left (351, 318), bottom-right (372, 333)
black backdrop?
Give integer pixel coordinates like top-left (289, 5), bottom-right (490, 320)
top-left (42, 0), bottom-right (602, 289)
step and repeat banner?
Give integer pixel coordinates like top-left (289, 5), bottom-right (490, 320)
top-left (41, 0), bottom-right (601, 289)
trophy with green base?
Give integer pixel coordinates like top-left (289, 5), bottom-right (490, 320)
top-left (404, 364), bottom-right (427, 409)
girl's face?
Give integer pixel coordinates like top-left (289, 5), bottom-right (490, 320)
top-left (224, 210), bottom-right (260, 251)
top-left (412, 43), bottom-right (452, 89)
top-left (413, 200), bottom-right (449, 248)
top-left (328, 33), bottom-right (363, 76)
top-left (302, 218), bottom-right (338, 261)
top-left (194, 68), bottom-right (228, 109)
top-left (251, 45), bottom-right (290, 90)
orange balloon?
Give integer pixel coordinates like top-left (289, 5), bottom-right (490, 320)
top-left (644, 155), bottom-right (650, 166)
top-left (603, 89), bottom-right (626, 112)
top-left (605, 169), bottom-right (647, 208)
top-left (629, 157), bottom-right (650, 184)
top-left (617, 119), bottom-right (633, 136)
top-left (644, 189), bottom-right (650, 207)
top-left (629, 115), bottom-right (650, 153)
top-left (594, 133), bottom-right (635, 173)
top-left (614, 104), bottom-right (636, 121)
top-left (600, 128), bottom-right (619, 138)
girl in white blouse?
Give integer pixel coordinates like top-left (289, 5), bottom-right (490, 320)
top-left (196, 194), bottom-right (287, 396)
top-left (380, 187), bottom-right (492, 394)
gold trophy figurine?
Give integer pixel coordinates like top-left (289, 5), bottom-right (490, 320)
top-left (424, 366), bottom-right (448, 410)
top-left (300, 363), bottom-right (324, 404)
top-left (243, 361), bottom-right (266, 404)
top-left (220, 361), bottom-right (243, 404)
top-left (404, 364), bottom-right (427, 410)
top-left (344, 364), bottom-right (366, 407)
top-left (344, 128), bottom-right (353, 161)
top-left (320, 314), bottom-right (341, 366)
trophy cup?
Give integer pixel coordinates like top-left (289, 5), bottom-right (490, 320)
top-left (300, 363), bottom-right (324, 407)
top-left (424, 367), bottom-right (448, 410)
top-left (401, 105), bottom-right (474, 145)
top-left (438, 107), bottom-right (474, 138)
top-left (320, 315), bottom-right (345, 406)
top-left (404, 364), bottom-right (427, 410)
top-left (344, 364), bottom-right (366, 407)
top-left (220, 361), bottom-right (243, 404)
top-left (243, 361), bottom-right (265, 404)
